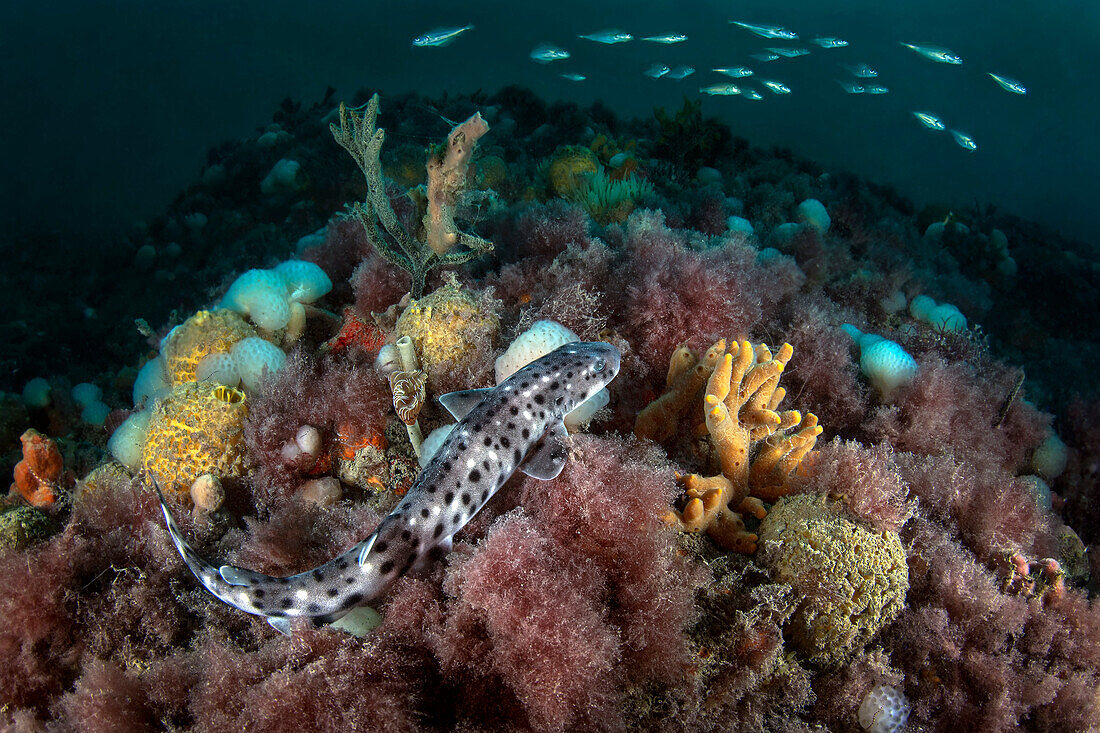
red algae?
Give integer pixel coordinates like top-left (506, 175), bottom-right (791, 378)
top-left (3, 89), bottom-right (1099, 733)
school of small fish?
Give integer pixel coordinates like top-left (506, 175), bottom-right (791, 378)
top-left (410, 15), bottom-right (1031, 154)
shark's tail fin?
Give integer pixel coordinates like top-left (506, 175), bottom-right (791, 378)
top-left (150, 478), bottom-right (269, 606)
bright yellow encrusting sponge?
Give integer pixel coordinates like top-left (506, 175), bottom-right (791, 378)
top-left (757, 493), bottom-right (908, 666)
top-left (139, 381), bottom-right (250, 497)
top-left (160, 309), bottom-right (257, 385)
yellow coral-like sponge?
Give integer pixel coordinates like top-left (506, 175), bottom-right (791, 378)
top-left (160, 309), bottom-right (256, 385)
top-left (140, 381), bottom-right (250, 497)
top-left (758, 494), bottom-right (908, 666)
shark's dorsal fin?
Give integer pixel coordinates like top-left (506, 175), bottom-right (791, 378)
top-left (438, 388), bottom-right (494, 421)
top-left (356, 533), bottom-right (378, 567)
top-left (520, 421), bottom-right (569, 480)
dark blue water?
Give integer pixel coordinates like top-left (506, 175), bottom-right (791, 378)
top-left (1, 0), bottom-right (1095, 245)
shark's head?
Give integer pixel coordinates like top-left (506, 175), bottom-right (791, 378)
top-left (530, 341), bottom-right (621, 416)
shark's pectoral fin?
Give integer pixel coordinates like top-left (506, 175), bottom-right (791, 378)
top-left (520, 421), bottom-right (569, 480)
top-left (219, 565), bottom-right (272, 587)
top-left (438, 387), bottom-right (495, 421)
top-left (267, 616), bottom-right (293, 636)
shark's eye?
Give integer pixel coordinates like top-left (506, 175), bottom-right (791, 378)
top-left (593, 359), bottom-right (606, 373)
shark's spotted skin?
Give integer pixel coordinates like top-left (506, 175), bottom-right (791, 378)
top-left (157, 341), bottom-right (621, 634)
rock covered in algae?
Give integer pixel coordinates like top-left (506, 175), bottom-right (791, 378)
top-left (757, 493), bottom-right (908, 666)
top-left (0, 504), bottom-right (55, 553)
top-left (393, 275), bottom-right (500, 376)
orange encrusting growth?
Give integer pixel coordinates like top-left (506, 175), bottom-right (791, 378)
top-left (10, 429), bottom-right (64, 508)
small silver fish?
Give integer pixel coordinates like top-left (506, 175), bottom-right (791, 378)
top-left (900, 42), bottom-right (962, 64)
top-left (742, 88), bottom-right (764, 100)
top-left (811, 37), bottom-right (848, 48)
top-left (644, 64), bottom-right (671, 79)
top-left (531, 44), bottom-right (571, 63)
top-left (578, 29), bottom-right (633, 44)
top-left (642, 33), bottom-right (687, 44)
top-left (713, 66), bottom-right (754, 78)
top-left (412, 25), bottom-right (474, 47)
top-left (761, 79), bottom-right (791, 94)
top-left (767, 47), bottom-right (810, 58)
top-left (730, 21), bottom-right (798, 40)
top-left (836, 80), bottom-right (865, 94)
top-left (560, 72), bottom-right (586, 81)
top-left (949, 130), bottom-right (977, 151)
top-left (699, 83), bottom-right (741, 96)
top-left (750, 52), bottom-right (780, 63)
top-left (666, 65), bottom-right (695, 79)
top-left (864, 84), bottom-right (889, 94)
top-left (988, 72), bottom-right (1026, 94)
top-left (842, 62), bottom-right (878, 78)
top-left (913, 111), bottom-right (947, 131)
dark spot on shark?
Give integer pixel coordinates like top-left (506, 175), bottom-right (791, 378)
top-left (514, 448), bottom-right (521, 462)
top-left (307, 603), bottom-right (321, 614)
top-left (510, 406), bottom-right (519, 415)
top-left (550, 381), bottom-right (559, 390)
top-left (281, 598), bottom-right (293, 610)
top-left (500, 436), bottom-right (510, 448)
top-left (337, 560), bottom-right (348, 571)
top-left (346, 593), bottom-right (363, 606)
top-left (522, 428), bottom-right (530, 439)
top-left (254, 589), bottom-right (266, 598)
top-left (445, 491), bottom-right (454, 503)
top-left (462, 492), bottom-right (471, 505)
top-left (421, 508), bottom-right (430, 518)
top-left (434, 523), bottom-right (444, 538)
top-left (441, 461), bottom-right (451, 472)
top-left (401, 529), bottom-right (411, 541)
top-left (380, 560), bottom-right (394, 574)
top-left (534, 394), bottom-right (545, 405)
top-left (468, 469), bottom-right (480, 482)
top-left (481, 489), bottom-right (489, 502)
top-left (453, 513), bottom-right (463, 525)
top-left (483, 436), bottom-right (492, 446)
top-left (375, 542), bottom-right (388, 553)
top-left (327, 588), bottom-right (339, 597)
top-left (345, 577), bottom-right (355, 585)
top-left (313, 570), bottom-right (325, 582)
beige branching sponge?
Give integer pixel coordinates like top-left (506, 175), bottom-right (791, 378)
top-left (330, 94), bottom-right (493, 298)
top-left (634, 340), bottom-right (727, 442)
top-left (664, 340), bottom-right (823, 553)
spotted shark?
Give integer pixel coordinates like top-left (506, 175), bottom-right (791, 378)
top-left (156, 341), bottom-right (621, 635)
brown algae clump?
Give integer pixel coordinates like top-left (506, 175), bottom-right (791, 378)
top-left (757, 493), bottom-right (908, 665)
